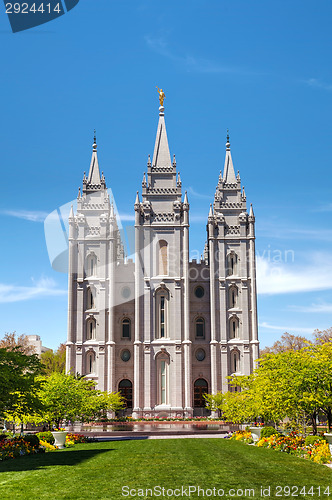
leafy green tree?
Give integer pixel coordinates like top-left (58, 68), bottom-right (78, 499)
top-left (0, 347), bottom-right (42, 419)
top-left (41, 343), bottom-right (66, 375)
top-left (32, 372), bottom-right (125, 428)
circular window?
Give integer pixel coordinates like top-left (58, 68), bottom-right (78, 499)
top-left (194, 286), bottom-right (205, 298)
top-left (121, 287), bottom-right (131, 299)
top-left (121, 349), bottom-right (131, 362)
top-left (196, 348), bottom-right (206, 362)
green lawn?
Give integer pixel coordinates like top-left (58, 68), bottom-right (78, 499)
top-left (0, 439), bottom-right (331, 499)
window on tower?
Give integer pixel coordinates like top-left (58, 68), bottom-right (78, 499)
top-left (87, 287), bottom-right (95, 310)
top-left (229, 317), bottom-right (239, 339)
top-left (229, 285), bottom-right (238, 308)
top-left (122, 318), bottom-right (131, 339)
top-left (158, 240), bottom-right (168, 276)
top-left (86, 351), bottom-right (95, 374)
top-left (226, 252), bottom-right (238, 276)
top-left (86, 318), bottom-right (96, 340)
top-left (86, 254), bottom-right (97, 277)
top-left (156, 290), bottom-right (168, 339)
top-left (195, 317), bottom-right (205, 339)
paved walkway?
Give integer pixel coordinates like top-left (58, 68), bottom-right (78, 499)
top-left (95, 433), bottom-right (227, 441)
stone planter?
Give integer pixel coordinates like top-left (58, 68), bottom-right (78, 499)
top-left (51, 431), bottom-right (68, 449)
top-left (249, 426), bottom-right (262, 442)
top-left (324, 433), bottom-right (332, 455)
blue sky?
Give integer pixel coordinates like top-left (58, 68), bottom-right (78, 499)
top-left (0, 0), bottom-right (331, 350)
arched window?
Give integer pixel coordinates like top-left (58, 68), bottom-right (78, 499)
top-left (229, 286), bottom-right (238, 308)
top-left (156, 290), bottom-right (169, 339)
top-left (156, 353), bottom-right (169, 405)
top-left (194, 379), bottom-right (208, 408)
top-left (231, 350), bottom-right (240, 373)
top-left (86, 254), bottom-right (97, 277)
top-left (229, 317), bottom-right (239, 339)
top-left (86, 351), bottom-right (95, 374)
top-left (87, 287), bottom-right (95, 310)
top-left (195, 317), bottom-right (205, 339)
top-left (227, 252), bottom-right (238, 276)
top-left (118, 379), bottom-right (133, 408)
top-left (122, 318), bottom-right (131, 339)
top-left (158, 240), bottom-right (168, 276)
top-left (86, 318), bottom-right (96, 340)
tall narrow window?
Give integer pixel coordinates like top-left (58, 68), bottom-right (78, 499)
top-left (231, 351), bottom-right (240, 373)
top-left (86, 352), bottom-right (95, 374)
top-left (160, 296), bottom-right (165, 338)
top-left (229, 317), bottom-right (239, 339)
top-left (158, 240), bottom-right (168, 276)
top-left (87, 288), bottom-right (95, 309)
top-left (229, 286), bottom-right (238, 308)
top-left (87, 254), bottom-right (97, 277)
top-left (86, 319), bottom-right (96, 340)
top-left (157, 354), bottom-right (169, 405)
top-left (195, 317), bottom-right (205, 338)
top-left (227, 252), bottom-right (238, 276)
top-left (122, 318), bottom-right (131, 339)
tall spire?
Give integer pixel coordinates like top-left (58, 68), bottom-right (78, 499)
top-left (86, 130), bottom-right (102, 188)
top-left (223, 131), bottom-right (237, 183)
top-left (152, 103), bottom-right (172, 168)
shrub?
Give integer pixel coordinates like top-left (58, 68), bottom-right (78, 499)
top-left (306, 440), bottom-right (331, 464)
top-left (305, 435), bottom-right (324, 447)
top-left (261, 426), bottom-right (280, 439)
top-left (23, 434), bottom-right (40, 448)
top-left (36, 431), bottom-right (55, 445)
top-left (0, 434), bottom-right (7, 442)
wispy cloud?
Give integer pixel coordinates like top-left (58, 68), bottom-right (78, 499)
top-left (289, 302), bottom-right (332, 314)
top-left (257, 221), bottom-right (332, 242)
top-left (259, 321), bottom-right (315, 334)
top-left (0, 277), bottom-right (66, 303)
top-left (257, 253), bottom-right (332, 295)
top-left (118, 213), bottom-right (135, 222)
top-left (2, 209), bottom-right (48, 222)
top-left (186, 186), bottom-right (211, 200)
top-left (145, 35), bottom-right (260, 76)
top-left (312, 203), bottom-right (332, 213)
top-left (305, 78), bottom-right (332, 92)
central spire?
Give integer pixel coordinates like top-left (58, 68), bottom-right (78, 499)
top-left (223, 131), bottom-right (237, 183)
top-left (152, 89), bottom-right (171, 168)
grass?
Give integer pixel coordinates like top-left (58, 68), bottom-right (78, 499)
top-left (0, 439), bottom-right (331, 499)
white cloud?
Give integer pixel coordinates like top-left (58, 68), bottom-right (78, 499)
top-left (144, 35), bottom-right (259, 75)
top-left (185, 186), bottom-right (211, 200)
top-left (118, 213), bottom-right (135, 222)
top-left (289, 302), bottom-right (332, 313)
top-left (306, 78), bottom-right (332, 92)
top-left (256, 253), bottom-right (332, 295)
top-left (0, 277), bottom-right (66, 303)
top-left (259, 321), bottom-right (315, 334)
top-left (2, 209), bottom-right (48, 222)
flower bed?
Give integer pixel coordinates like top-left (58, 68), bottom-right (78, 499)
top-left (0, 436), bottom-right (42, 461)
top-left (231, 430), bottom-right (331, 465)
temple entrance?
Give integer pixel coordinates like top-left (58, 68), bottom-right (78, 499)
top-left (193, 378), bottom-right (208, 408)
top-left (118, 379), bottom-right (133, 408)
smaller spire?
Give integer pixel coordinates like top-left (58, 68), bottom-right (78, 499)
top-left (177, 171), bottom-right (182, 187)
top-left (147, 154), bottom-right (151, 167)
top-left (208, 203), bottom-right (213, 218)
top-left (173, 154), bottom-right (177, 167)
top-left (249, 203), bottom-right (254, 217)
top-left (242, 186), bottom-right (246, 200)
top-left (183, 190), bottom-right (188, 204)
top-left (218, 170), bottom-right (223, 183)
top-left (142, 172), bottom-right (147, 187)
top-left (237, 170), bottom-right (240, 181)
top-left (77, 187), bottom-right (81, 198)
top-left (69, 204), bottom-right (74, 219)
top-left (135, 191), bottom-right (140, 205)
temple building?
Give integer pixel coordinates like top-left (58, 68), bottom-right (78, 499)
top-left (66, 100), bottom-right (259, 417)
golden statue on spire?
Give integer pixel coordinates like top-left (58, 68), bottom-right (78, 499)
top-left (156, 87), bottom-right (165, 106)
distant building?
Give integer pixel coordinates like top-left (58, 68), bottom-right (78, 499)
top-left (66, 101), bottom-right (259, 417)
top-left (26, 335), bottom-right (52, 356)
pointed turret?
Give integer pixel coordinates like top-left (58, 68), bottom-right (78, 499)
top-left (249, 203), bottom-right (254, 218)
top-left (223, 132), bottom-right (237, 184)
top-left (69, 204), bottom-right (74, 220)
top-left (183, 190), bottom-right (189, 205)
top-left (152, 106), bottom-right (172, 168)
top-left (85, 131), bottom-right (103, 191)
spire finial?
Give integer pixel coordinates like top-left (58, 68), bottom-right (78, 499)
top-left (93, 129), bottom-right (97, 151)
top-left (226, 129), bottom-right (230, 151)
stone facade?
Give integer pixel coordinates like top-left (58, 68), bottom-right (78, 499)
top-left (66, 104), bottom-right (259, 417)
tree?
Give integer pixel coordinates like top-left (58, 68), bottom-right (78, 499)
top-left (260, 332), bottom-right (308, 355)
top-left (33, 372), bottom-right (125, 428)
top-left (313, 328), bottom-right (332, 345)
top-left (0, 332), bottom-right (35, 355)
top-left (0, 347), bottom-right (42, 419)
top-left (41, 343), bottom-right (66, 375)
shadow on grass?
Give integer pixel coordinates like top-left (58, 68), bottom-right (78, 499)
top-left (0, 448), bottom-right (114, 473)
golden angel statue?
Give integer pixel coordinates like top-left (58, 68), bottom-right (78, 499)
top-left (156, 87), bottom-right (165, 106)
